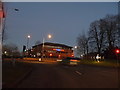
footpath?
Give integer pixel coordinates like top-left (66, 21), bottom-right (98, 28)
top-left (2, 59), bottom-right (34, 88)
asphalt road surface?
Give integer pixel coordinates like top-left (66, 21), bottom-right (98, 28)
top-left (16, 61), bottom-right (119, 88)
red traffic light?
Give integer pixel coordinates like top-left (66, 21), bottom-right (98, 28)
top-left (115, 49), bottom-right (120, 54)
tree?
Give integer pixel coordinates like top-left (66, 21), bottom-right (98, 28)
top-left (101, 15), bottom-right (119, 59)
top-left (76, 34), bottom-right (89, 55)
top-left (88, 19), bottom-right (106, 54)
top-left (2, 43), bottom-right (21, 57)
top-left (117, 15), bottom-right (120, 47)
top-left (88, 14), bottom-right (119, 59)
top-left (103, 15), bottom-right (118, 49)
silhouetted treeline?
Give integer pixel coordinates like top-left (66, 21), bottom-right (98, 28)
top-left (77, 14), bottom-right (120, 60)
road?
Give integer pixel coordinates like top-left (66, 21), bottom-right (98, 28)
top-left (16, 61), bottom-right (119, 88)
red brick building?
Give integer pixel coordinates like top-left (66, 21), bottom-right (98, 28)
top-left (24, 42), bottom-right (74, 59)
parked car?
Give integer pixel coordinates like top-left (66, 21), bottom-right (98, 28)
top-left (59, 57), bottom-right (80, 66)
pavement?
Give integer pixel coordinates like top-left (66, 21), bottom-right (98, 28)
top-left (2, 59), bottom-right (34, 88)
top-left (7, 68), bottom-right (33, 88)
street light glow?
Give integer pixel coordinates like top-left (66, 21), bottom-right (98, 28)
top-left (48, 34), bottom-right (52, 39)
top-left (4, 51), bottom-right (7, 54)
top-left (27, 35), bottom-right (31, 38)
top-left (75, 46), bottom-right (77, 49)
top-left (81, 55), bottom-right (83, 57)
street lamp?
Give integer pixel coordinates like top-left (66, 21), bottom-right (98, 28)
top-left (73, 46), bottom-right (80, 57)
top-left (14, 8), bottom-right (19, 12)
top-left (41, 34), bottom-right (52, 61)
top-left (27, 35), bottom-right (31, 50)
top-left (2, 7), bottom-right (19, 41)
top-left (74, 46), bottom-right (77, 49)
top-left (0, 5), bottom-right (19, 60)
top-left (48, 34), bottom-right (52, 39)
top-left (26, 35), bottom-right (31, 57)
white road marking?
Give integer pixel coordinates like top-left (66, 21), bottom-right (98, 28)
top-left (75, 71), bottom-right (82, 75)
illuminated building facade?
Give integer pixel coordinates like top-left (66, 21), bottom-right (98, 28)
top-left (25, 42), bottom-right (74, 59)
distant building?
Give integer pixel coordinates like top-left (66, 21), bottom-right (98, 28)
top-left (24, 42), bottom-right (74, 59)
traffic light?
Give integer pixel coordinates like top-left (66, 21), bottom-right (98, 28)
top-left (115, 49), bottom-right (120, 54)
top-left (23, 45), bottom-right (26, 52)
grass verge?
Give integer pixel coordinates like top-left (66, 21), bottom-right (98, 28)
top-left (79, 59), bottom-right (119, 68)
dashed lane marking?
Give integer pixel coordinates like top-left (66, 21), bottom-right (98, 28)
top-left (75, 71), bottom-right (82, 75)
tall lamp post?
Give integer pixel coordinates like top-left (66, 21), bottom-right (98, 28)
top-left (26, 35), bottom-right (31, 57)
top-left (27, 35), bottom-right (31, 50)
top-left (41, 34), bottom-right (52, 61)
top-left (5, 7), bottom-right (19, 66)
top-left (73, 46), bottom-right (80, 57)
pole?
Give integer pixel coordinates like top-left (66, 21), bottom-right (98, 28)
top-left (42, 38), bottom-right (45, 61)
top-left (26, 37), bottom-right (30, 57)
top-left (27, 37), bottom-right (29, 50)
top-left (0, 8), bottom-right (2, 89)
top-left (0, 13), bottom-right (3, 62)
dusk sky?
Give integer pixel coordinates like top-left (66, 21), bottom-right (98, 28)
top-left (4, 2), bottom-right (118, 51)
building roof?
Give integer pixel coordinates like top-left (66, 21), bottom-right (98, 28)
top-left (32, 42), bottom-right (73, 48)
